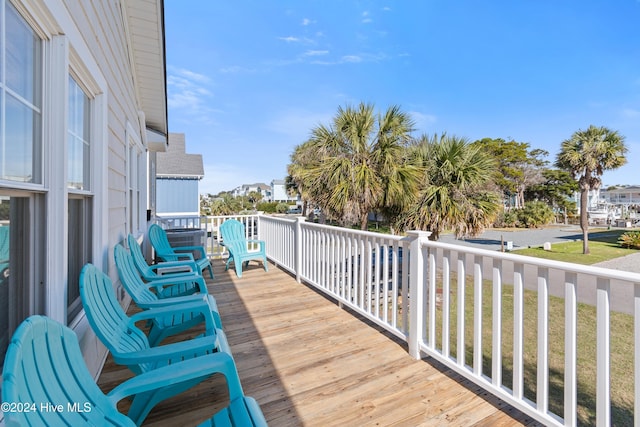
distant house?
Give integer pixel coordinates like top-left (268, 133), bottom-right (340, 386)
top-left (0, 0), bottom-right (167, 381)
top-left (601, 185), bottom-right (640, 206)
top-left (232, 182), bottom-right (272, 201)
top-left (271, 179), bottom-right (299, 203)
top-left (156, 133), bottom-right (204, 217)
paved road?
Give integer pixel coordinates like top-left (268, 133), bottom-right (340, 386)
top-left (438, 226), bottom-right (640, 314)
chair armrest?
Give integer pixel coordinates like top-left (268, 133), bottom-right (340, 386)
top-left (153, 277), bottom-right (208, 296)
top-left (157, 250), bottom-right (195, 262)
top-left (149, 260), bottom-right (198, 274)
top-left (134, 293), bottom-right (215, 309)
top-left (171, 245), bottom-right (207, 259)
top-left (106, 351), bottom-right (244, 405)
top-left (111, 332), bottom-right (226, 368)
top-left (129, 298), bottom-right (216, 332)
top-left (143, 273), bottom-right (206, 289)
top-left (147, 274), bottom-right (208, 295)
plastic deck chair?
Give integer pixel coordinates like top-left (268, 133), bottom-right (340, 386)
top-left (148, 224), bottom-right (214, 279)
top-left (128, 234), bottom-right (201, 283)
top-left (1, 315), bottom-right (267, 427)
top-left (219, 219), bottom-right (268, 278)
top-left (114, 244), bottom-right (222, 330)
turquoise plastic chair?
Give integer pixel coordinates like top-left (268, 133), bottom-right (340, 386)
top-left (148, 224), bottom-right (214, 279)
top-left (114, 244), bottom-right (222, 330)
top-left (1, 315), bottom-right (267, 427)
top-left (128, 234), bottom-right (200, 283)
top-left (220, 219), bottom-right (268, 278)
top-left (80, 263), bottom-right (229, 355)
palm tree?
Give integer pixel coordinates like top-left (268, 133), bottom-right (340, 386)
top-left (556, 125), bottom-right (627, 254)
top-left (397, 134), bottom-right (501, 240)
top-left (287, 140), bottom-right (323, 217)
top-left (289, 103), bottom-right (421, 230)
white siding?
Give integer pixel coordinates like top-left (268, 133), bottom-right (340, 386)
top-left (6, 0), bottom-right (163, 378)
top-left (157, 179), bottom-right (201, 216)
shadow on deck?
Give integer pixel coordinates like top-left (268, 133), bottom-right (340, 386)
top-left (98, 259), bottom-right (542, 426)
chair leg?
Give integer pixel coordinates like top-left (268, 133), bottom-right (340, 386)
top-left (262, 256), bottom-right (268, 272)
top-left (235, 261), bottom-right (243, 278)
top-left (207, 264), bottom-right (214, 279)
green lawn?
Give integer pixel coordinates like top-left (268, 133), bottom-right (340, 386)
top-left (514, 229), bottom-right (638, 264)
top-left (428, 229), bottom-right (639, 425)
top-left (432, 276), bottom-right (634, 426)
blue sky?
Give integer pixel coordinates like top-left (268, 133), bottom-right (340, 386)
top-left (164, 1), bottom-right (640, 196)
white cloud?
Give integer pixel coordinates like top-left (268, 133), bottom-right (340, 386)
top-left (622, 108), bottom-right (640, 118)
top-left (303, 50), bottom-right (329, 57)
top-left (167, 66), bottom-right (217, 124)
top-left (342, 55), bottom-right (362, 63)
top-left (279, 36), bottom-right (300, 43)
top-left (301, 18), bottom-right (312, 26)
top-left (362, 11), bottom-right (372, 23)
top-left (409, 111), bottom-right (438, 132)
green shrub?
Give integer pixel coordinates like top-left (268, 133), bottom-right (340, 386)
top-left (516, 201), bottom-right (555, 228)
top-left (618, 231), bottom-right (640, 249)
top-left (256, 202), bottom-right (279, 213)
top-left (276, 203), bottom-right (290, 214)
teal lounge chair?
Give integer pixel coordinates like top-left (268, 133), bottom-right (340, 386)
top-left (148, 224), bottom-right (214, 278)
top-left (128, 234), bottom-right (200, 282)
top-left (80, 263), bottom-right (229, 353)
top-left (1, 315), bottom-right (267, 427)
top-left (114, 244), bottom-right (222, 330)
top-left (220, 219), bottom-right (268, 278)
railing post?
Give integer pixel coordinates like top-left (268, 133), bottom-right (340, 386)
top-left (295, 216), bottom-right (305, 283)
top-left (406, 230), bottom-right (431, 360)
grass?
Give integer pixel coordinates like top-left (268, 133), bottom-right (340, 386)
top-left (432, 275), bottom-right (634, 426)
top-left (514, 229), bottom-right (639, 264)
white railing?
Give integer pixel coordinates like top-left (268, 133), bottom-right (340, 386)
top-left (158, 214), bottom-right (640, 427)
top-left (154, 215), bottom-right (260, 259)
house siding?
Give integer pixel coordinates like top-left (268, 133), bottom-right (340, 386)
top-left (156, 179), bottom-right (201, 216)
top-left (1, 0), bottom-right (162, 380)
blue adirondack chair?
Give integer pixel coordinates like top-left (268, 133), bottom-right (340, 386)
top-left (80, 263), bottom-right (229, 355)
top-left (114, 244), bottom-right (223, 330)
top-left (219, 219), bottom-right (268, 278)
top-left (1, 315), bottom-right (267, 427)
top-left (128, 234), bottom-right (200, 282)
top-left (148, 224), bottom-right (214, 278)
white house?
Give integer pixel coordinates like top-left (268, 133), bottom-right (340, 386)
top-left (271, 178), bottom-right (298, 203)
top-left (0, 0), bottom-right (167, 383)
top-left (156, 133), bottom-right (204, 217)
top-left (231, 182), bottom-right (271, 201)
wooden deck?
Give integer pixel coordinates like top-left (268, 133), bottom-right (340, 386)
top-left (98, 260), bottom-right (542, 426)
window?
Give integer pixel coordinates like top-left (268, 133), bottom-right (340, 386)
top-left (127, 126), bottom-right (145, 236)
top-left (66, 75), bottom-right (92, 321)
top-left (0, 1), bottom-right (45, 371)
top-left (0, 191), bottom-right (44, 371)
top-left (0, 2), bottom-right (42, 184)
top-left (67, 76), bottom-right (90, 190)
top-left (67, 196), bottom-right (91, 320)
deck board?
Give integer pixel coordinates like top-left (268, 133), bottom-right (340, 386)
top-left (98, 260), bottom-right (542, 426)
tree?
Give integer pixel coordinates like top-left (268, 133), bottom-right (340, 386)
top-left (286, 141), bottom-right (322, 217)
top-left (247, 191), bottom-right (263, 209)
top-left (556, 125), bottom-right (627, 254)
top-left (288, 103), bottom-right (421, 230)
top-left (524, 168), bottom-right (578, 223)
top-left (471, 138), bottom-right (548, 209)
top-left (397, 134), bottom-right (501, 240)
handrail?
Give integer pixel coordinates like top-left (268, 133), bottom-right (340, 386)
top-left (156, 213), bottom-right (640, 426)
